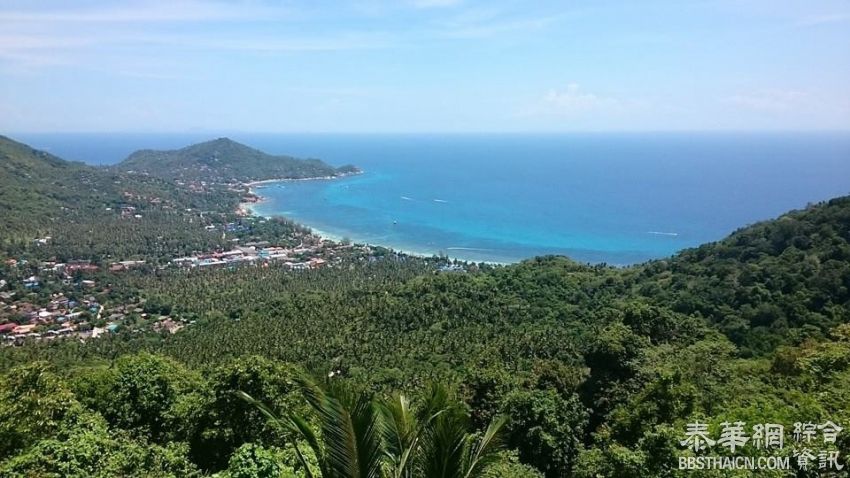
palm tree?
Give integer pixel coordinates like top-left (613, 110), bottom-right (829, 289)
top-left (380, 393), bottom-right (420, 478)
top-left (238, 378), bottom-right (505, 478)
top-left (238, 376), bottom-right (383, 478)
top-left (414, 384), bottom-right (505, 478)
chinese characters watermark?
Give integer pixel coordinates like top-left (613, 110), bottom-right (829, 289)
top-left (679, 420), bottom-right (843, 472)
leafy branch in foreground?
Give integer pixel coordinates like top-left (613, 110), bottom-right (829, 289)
top-left (238, 378), bottom-right (506, 478)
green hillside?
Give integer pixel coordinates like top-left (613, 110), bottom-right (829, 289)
top-left (633, 196), bottom-right (850, 355)
top-left (116, 138), bottom-right (360, 182)
top-left (0, 135), bottom-right (105, 238)
top-left (0, 135), bottom-right (239, 260)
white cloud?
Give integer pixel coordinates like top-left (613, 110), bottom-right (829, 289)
top-left (723, 88), bottom-right (850, 126)
top-left (428, 5), bottom-right (564, 39)
top-left (0, 34), bottom-right (93, 69)
top-left (725, 89), bottom-right (812, 113)
top-left (132, 31), bottom-right (392, 52)
top-left (542, 83), bottom-right (622, 113)
top-left (410, 0), bottom-right (462, 8)
top-left (797, 13), bottom-right (850, 27)
top-left (516, 83), bottom-right (646, 126)
top-left (0, 2), bottom-right (390, 71)
top-left (439, 16), bottom-right (555, 39)
top-left (0, 1), bottom-right (291, 24)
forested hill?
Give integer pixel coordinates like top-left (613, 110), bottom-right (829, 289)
top-left (0, 135), bottom-right (137, 239)
top-left (116, 137), bottom-right (360, 182)
top-left (629, 195), bottom-right (850, 355)
top-left (0, 135), bottom-right (239, 258)
top-left (1, 134), bottom-right (93, 211)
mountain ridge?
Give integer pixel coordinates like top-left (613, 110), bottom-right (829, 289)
top-left (116, 137), bottom-right (360, 183)
top-left (0, 135), bottom-right (239, 247)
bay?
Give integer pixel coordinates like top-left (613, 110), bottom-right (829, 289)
top-left (18, 132), bottom-right (850, 264)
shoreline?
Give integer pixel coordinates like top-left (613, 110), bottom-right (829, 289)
top-left (245, 170), bottom-right (363, 188)
top-left (245, 176), bottom-right (334, 187)
top-left (238, 171), bottom-right (355, 222)
top-left (238, 182), bottom-right (640, 266)
top-left (238, 177), bottom-right (506, 265)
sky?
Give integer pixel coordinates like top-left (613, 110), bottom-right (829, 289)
top-left (1, 0), bottom-right (849, 133)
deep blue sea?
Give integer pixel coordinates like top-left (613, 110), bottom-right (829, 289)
top-left (15, 132), bottom-right (850, 264)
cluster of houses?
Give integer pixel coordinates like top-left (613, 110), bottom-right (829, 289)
top-left (0, 256), bottom-right (161, 345)
top-left (0, 261), bottom-right (102, 295)
top-left (109, 260), bottom-right (146, 272)
top-left (0, 227), bottom-right (363, 346)
top-left (174, 179), bottom-right (211, 194)
top-left (438, 263), bottom-right (467, 273)
top-left (99, 304), bottom-right (189, 336)
top-left (0, 211), bottom-right (418, 347)
top-left (0, 294), bottom-right (103, 344)
top-left (152, 316), bottom-right (185, 334)
top-left (11, 260), bottom-right (103, 290)
top-left (0, 289), bottom-right (190, 345)
top-left (105, 204), bottom-right (143, 218)
top-left (171, 244), bottom-right (330, 270)
top-left (15, 258), bottom-right (145, 278)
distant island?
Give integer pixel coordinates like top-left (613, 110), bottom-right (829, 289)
top-left (115, 137), bottom-right (360, 183)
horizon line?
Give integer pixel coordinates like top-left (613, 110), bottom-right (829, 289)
top-left (7, 129), bottom-right (850, 136)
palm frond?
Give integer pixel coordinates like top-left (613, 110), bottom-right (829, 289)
top-left (298, 375), bottom-right (385, 478)
top-left (380, 394), bottom-right (419, 478)
top-left (463, 415), bottom-right (507, 478)
top-left (234, 390), bottom-right (317, 478)
top-left (240, 379), bottom-right (507, 478)
top-left (418, 385), bottom-right (470, 478)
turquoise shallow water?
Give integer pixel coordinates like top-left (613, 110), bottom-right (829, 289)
top-left (17, 132), bottom-right (850, 264)
top-left (245, 133), bottom-right (850, 264)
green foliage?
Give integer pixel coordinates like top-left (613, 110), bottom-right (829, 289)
top-left (481, 451), bottom-right (543, 478)
top-left (0, 135), bottom-right (240, 260)
top-left (635, 196), bottom-right (850, 355)
top-left (0, 361), bottom-right (199, 477)
top-left (98, 353), bottom-right (205, 441)
top-left (196, 357), bottom-right (306, 471)
top-left (501, 388), bottom-right (588, 478)
top-left (222, 443), bottom-right (300, 478)
top-left (410, 383), bottom-right (506, 478)
top-left (0, 362), bottom-right (92, 457)
top-left (0, 426), bottom-right (200, 478)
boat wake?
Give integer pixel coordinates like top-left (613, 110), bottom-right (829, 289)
top-left (647, 231), bottom-right (679, 236)
top-left (433, 198), bottom-right (448, 203)
top-left (400, 196), bottom-right (413, 201)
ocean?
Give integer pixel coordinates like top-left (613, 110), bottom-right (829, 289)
top-left (15, 132), bottom-right (850, 265)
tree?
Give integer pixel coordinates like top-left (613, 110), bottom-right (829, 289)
top-left (223, 443), bottom-right (301, 478)
top-left (0, 425), bottom-right (200, 478)
top-left (501, 388), bottom-right (588, 478)
top-left (0, 362), bottom-right (91, 457)
top-left (415, 384), bottom-right (506, 478)
top-left (99, 353), bottom-right (204, 443)
top-left (193, 356), bottom-right (305, 471)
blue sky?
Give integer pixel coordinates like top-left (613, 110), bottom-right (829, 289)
top-left (1, 0), bottom-right (848, 133)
